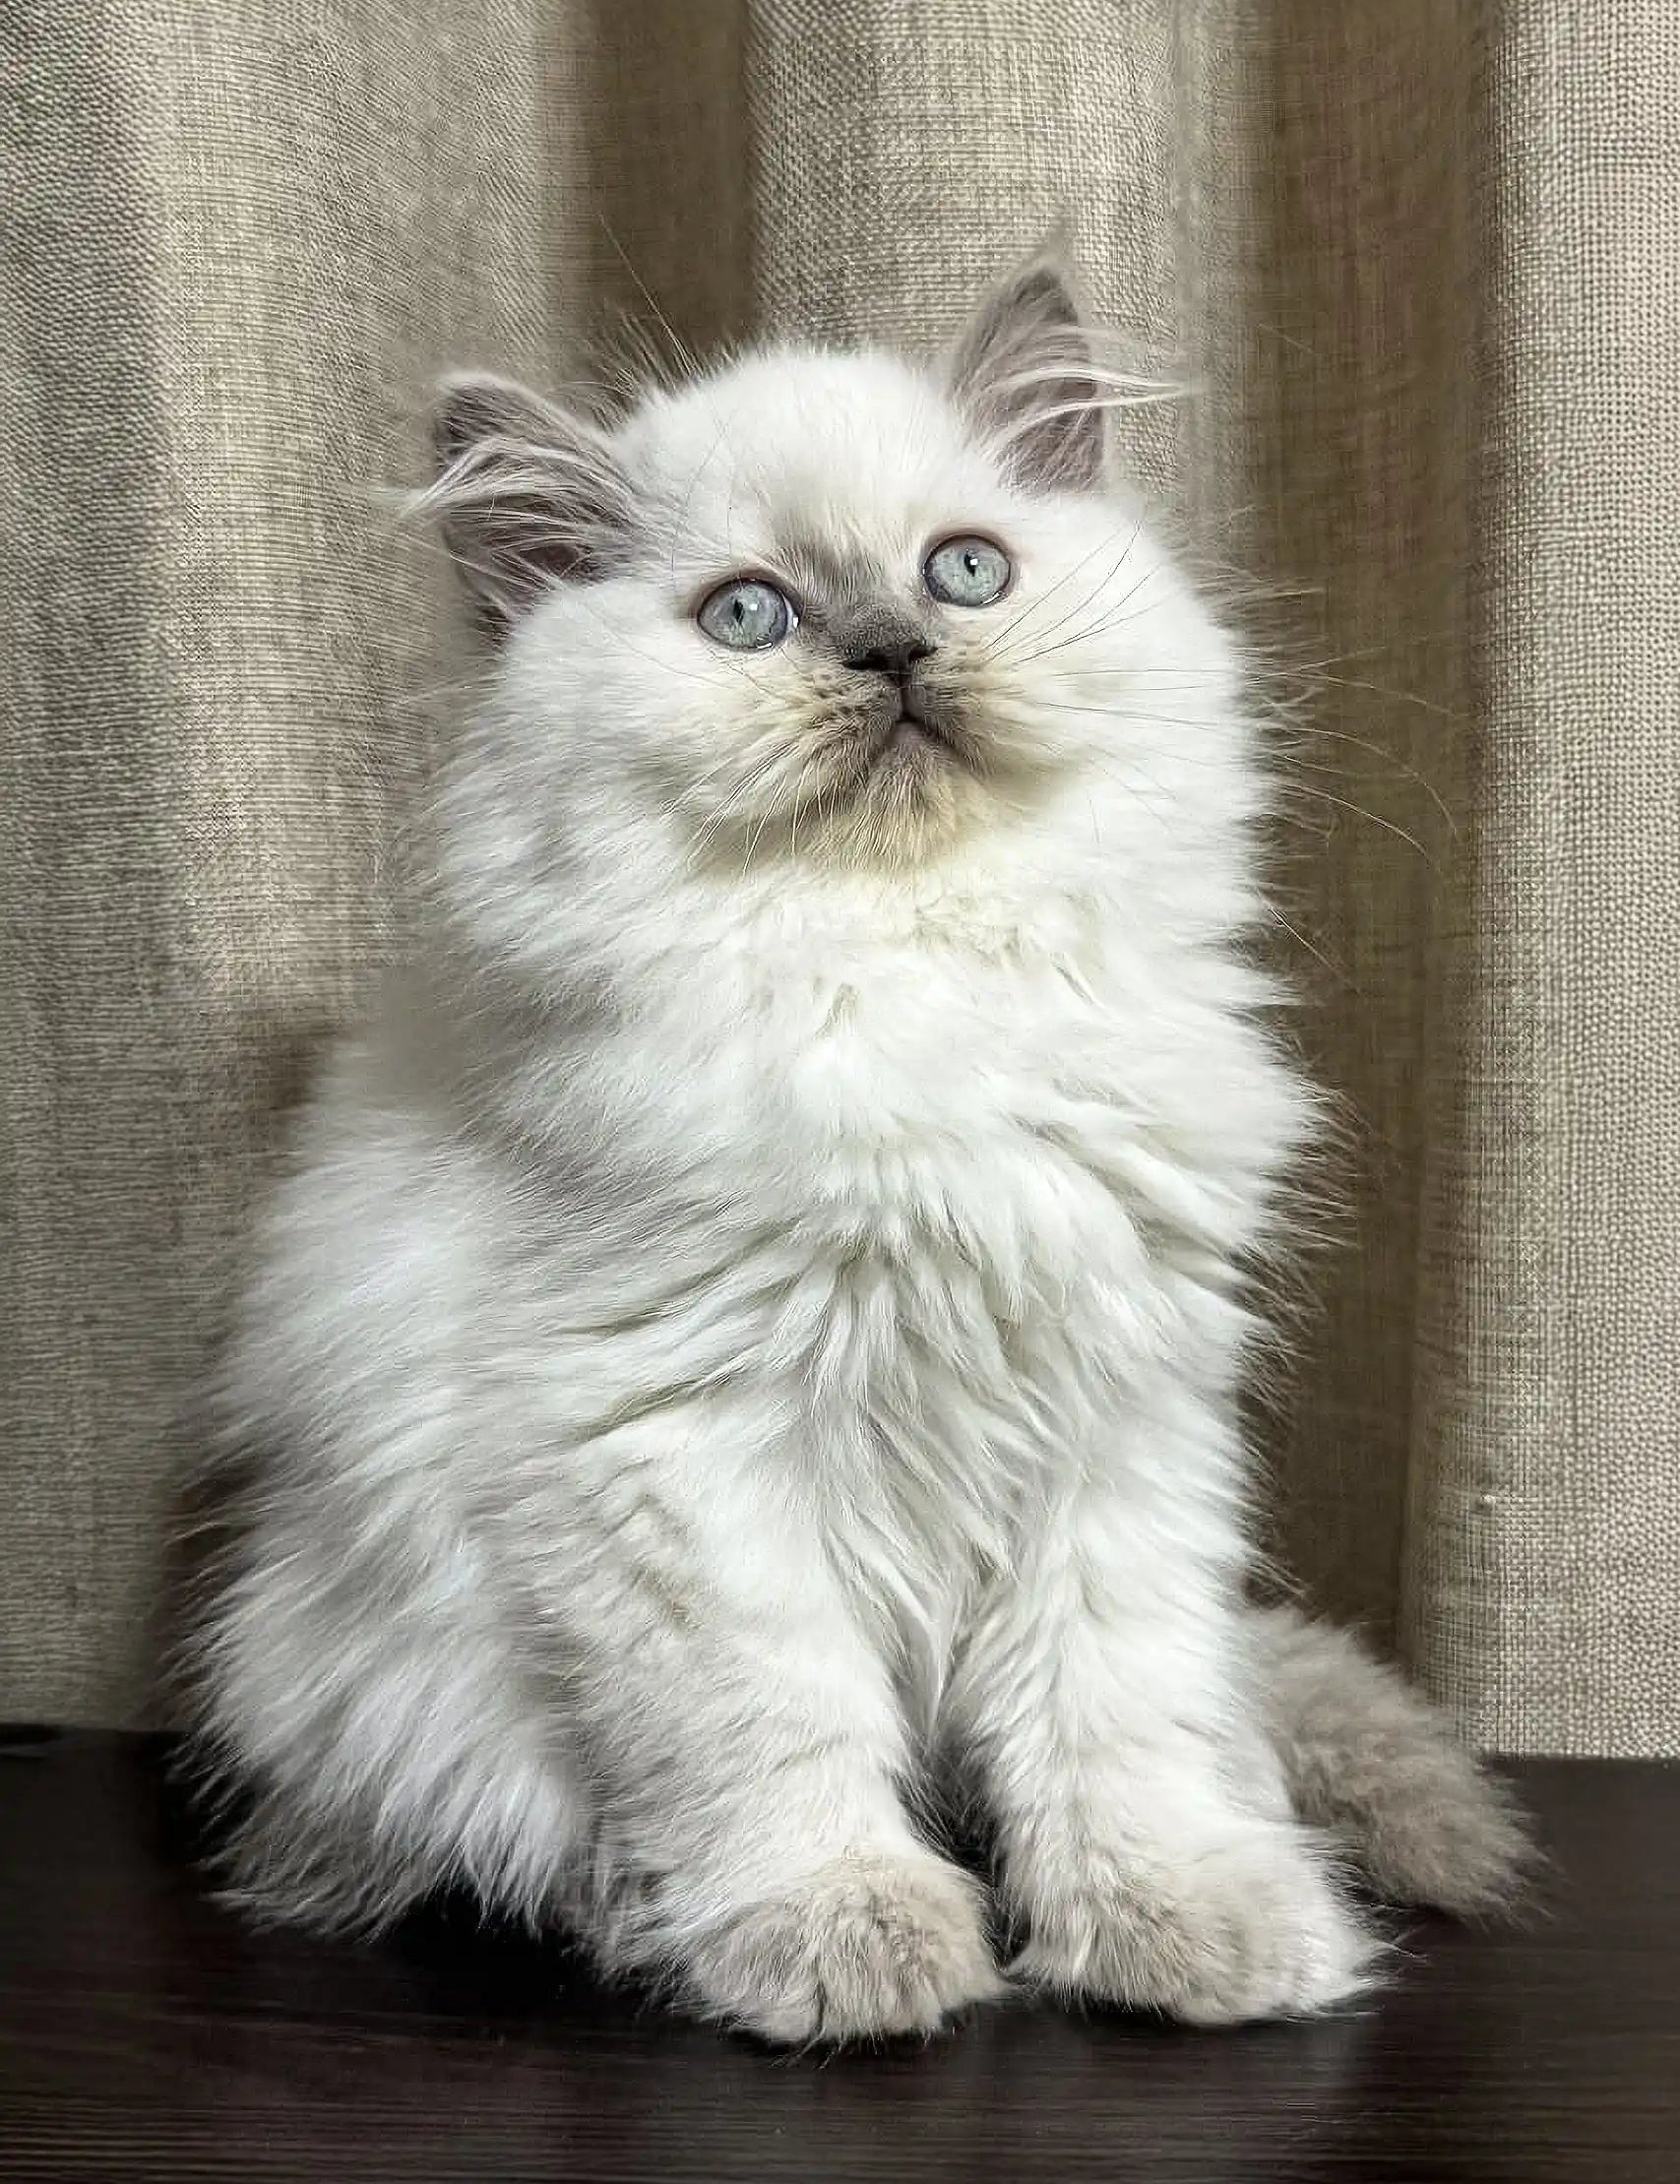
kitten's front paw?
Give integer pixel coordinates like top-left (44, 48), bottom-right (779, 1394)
top-left (1014, 1824), bottom-right (1377, 2027)
top-left (686, 1850), bottom-right (1003, 2045)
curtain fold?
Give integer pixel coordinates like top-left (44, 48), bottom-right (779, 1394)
top-left (1405, 1), bottom-right (1680, 1752)
top-left (2, 0), bottom-right (1674, 1748)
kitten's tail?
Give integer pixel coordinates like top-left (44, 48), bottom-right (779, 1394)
top-left (1250, 1602), bottom-right (1530, 1915)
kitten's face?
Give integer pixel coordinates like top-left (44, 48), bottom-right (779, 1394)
top-left (522, 353), bottom-right (1127, 871)
top-left (431, 256), bottom-right (1231, 879)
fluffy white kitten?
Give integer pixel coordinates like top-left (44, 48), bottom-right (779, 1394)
top-left (184, 250), bottom-right (1523, 2043)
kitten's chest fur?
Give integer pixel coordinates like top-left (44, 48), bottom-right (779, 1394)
top-left (616, 914), bottom-right (1276, 1704)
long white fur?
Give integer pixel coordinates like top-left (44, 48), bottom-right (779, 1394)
top-left (184, 253), bottom-right (1521, 2043)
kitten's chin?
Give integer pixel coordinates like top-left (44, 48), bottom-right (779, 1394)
top-left (827, 726), bottom-right (1002, 870)
top-left (685, 697), bottom-right (1059, 877)
top-left (825, 697), bottom-right (1069, 871)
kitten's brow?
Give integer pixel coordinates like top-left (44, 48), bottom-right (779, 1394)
top-left (667, 413), bottom-right (735, 583)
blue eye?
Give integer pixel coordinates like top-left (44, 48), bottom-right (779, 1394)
top-left (697, 578), bottom-right (796, 650)
top-left (924, 535), bottom-right (1012, 607)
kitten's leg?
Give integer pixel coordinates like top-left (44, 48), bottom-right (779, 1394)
top-left (502, 1419), bottom-right (1001, 2044)
top-left (950, 1417), bottom-right (1377, 2026)
top-left (184, 1472), bottom-right (593, 1938)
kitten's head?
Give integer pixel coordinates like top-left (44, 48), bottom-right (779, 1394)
top-left (424, 247), bottom-right (1242, 884)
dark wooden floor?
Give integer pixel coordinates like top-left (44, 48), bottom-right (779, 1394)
top-left (1, 1734), bottom-right (1676, 2182)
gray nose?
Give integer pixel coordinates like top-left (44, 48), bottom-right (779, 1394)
top-left (843, 634), bottom-right (935, 680)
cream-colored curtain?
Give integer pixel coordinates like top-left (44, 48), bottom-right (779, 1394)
top-left (3, 1), bottom-right (1675, 1749)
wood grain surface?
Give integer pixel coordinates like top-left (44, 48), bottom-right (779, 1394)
top-left (1, 1733), bottom-right (1675, 2182)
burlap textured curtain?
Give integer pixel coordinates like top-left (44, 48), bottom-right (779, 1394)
top-left (3, 1), bottom-right (1675, 1749)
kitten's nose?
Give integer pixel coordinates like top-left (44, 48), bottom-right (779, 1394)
top-left (843, 635), bottom-right (935, 681)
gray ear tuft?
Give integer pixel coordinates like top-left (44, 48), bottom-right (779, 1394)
top-left (946, 242), bottom-right (1104, 492)
top-left (419, 373), bottom-right (632, 631)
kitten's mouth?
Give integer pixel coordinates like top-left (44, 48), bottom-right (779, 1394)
top-left (875, 706), bottom-right (963, 766)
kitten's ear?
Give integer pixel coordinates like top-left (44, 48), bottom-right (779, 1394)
top-left (946, 241), bottom-right (1104, 492)
top-left (421, 372), bottom-right (633, 631)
